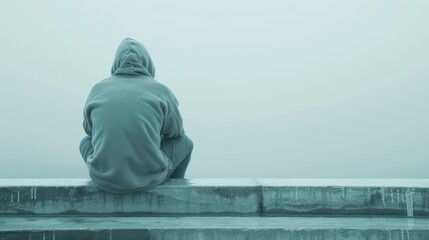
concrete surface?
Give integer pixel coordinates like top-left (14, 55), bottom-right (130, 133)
top-left (0, 179), bottom-right (260, 216)
top-left (1, 178), bottom-right (428, 216)
top-left (1, 216), bottom-right (428, 240)
top-left (257, 179), bottom-right (429, 217)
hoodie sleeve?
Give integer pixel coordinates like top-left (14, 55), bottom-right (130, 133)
top-left (82, 88), bottom-right (95, 136)
top-left (161, 88), bottom-right (185, 139)
top-left (83, 108), bottom-right (92, 136)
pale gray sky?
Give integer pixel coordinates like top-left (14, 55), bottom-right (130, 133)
top-left (0, 0), bottom-right (428, 178)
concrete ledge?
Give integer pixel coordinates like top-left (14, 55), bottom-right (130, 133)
top-left (0, 179), bottom-right (260, 216)
top-left (1, 178), bottom-right (429, 216)
top-left (1, 216), bottom-right (429, 240)
top-left (257, 179), bottom-right (429, 217)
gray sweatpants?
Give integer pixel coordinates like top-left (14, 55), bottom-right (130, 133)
top-left (79, 135), bottom-right (193, 179)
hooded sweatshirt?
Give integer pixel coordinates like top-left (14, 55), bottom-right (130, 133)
top-left (82, 38), bottom-right (184, 193)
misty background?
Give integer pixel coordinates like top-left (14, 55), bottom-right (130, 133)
top-left (0, 1), bottom-right (428, 178)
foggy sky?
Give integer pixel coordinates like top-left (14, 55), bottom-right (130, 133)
top-left (0, 1), bottom-right (428, 178)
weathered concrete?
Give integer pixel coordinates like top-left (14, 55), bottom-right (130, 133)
top-left (1, 178), bottom-right (429, 216)
top-left (1, 216), bottom-right (429, 240)
top-left (0, 179), bottom-right (260, 216)
top-left (257, 179), bottom-right (429, 217)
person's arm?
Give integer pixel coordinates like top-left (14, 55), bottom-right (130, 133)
top-left (82, 87), bottom-right (96, 137)
top-left (161, 88), bottom-right (185, 139)
top-left (79, 135), bottom-right (93, 162)
top-left (83, 101), bottom-right (92, 137)
top-left (80, 93), bottom-right (94, 162)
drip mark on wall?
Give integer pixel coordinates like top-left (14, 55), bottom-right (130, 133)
top-left (405, 189), bottom-right (414, 217)
top-left (381, 187), bottom-right (385, 206)
top-left (397, 189), bottom-right (400, 203)
top-left (30, 187), bottom-right (38, 200)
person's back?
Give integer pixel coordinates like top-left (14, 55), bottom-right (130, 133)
top-left (79, 38), bottom-right (193, 193)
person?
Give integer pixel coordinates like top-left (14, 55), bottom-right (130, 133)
top-left (79, 38), bottom-right (193, 193)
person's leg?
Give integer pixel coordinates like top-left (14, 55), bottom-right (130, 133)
top-left (161, 135), bottom-right (193, 179)
top-left (79, 135), bottom-right (94, 163)
top-left (169, 151), bottom-right (192, 178)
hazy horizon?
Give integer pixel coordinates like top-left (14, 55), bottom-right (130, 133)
top-left (0, 1), bottom-right (428, 178)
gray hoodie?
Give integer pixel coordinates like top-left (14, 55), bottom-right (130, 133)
top-left (82, 38), bottom-right (184, 193)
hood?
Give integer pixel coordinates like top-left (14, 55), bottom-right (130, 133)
top-left (111, 38), bottom-right (155, 77)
